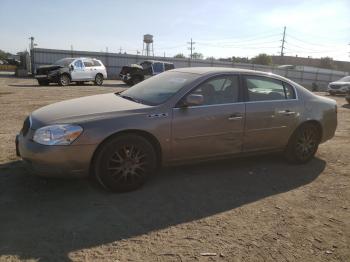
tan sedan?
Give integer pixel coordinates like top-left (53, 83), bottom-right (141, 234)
top-left (16, 68), bottom-right (337, 192)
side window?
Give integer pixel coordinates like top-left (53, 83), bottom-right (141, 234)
top-left (141, 62), bottom-right (153, 74)
top-left (187, 76), bottom-right (240, 106)
top-left (74, 60), bottom-right (83, 69)
top-left (93, 60), bottom-right (101, 66)
top-left (164, 63), bottom-right (174, 71)
top-left (152, 62), bottom-right (164, 74)
top-left (283, 82), bottom-right (296, 99)
top-left (245, 76), bottom-right (286, 101)
top-left (83, 59), bottom-right (94, 67)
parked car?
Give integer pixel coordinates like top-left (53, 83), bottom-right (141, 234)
top-left (346, 91), bottom-right (350, 104)
top-left (17, 67), bottom-right (337, 192)
top-left (35, 57), bottom-right (107, 86)
top-left (119, 60), bottom-right (175, 86)
top-left (327, 76), bottom-right (350, 95)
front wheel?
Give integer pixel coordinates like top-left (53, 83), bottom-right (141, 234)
top-left (58, 74), bottom-right (70, 86)
top-left (284, 123), bottom-right (321, 164)
top-left (94, 74), bottom-right (103, 86)
top-left (93, 134), bottom-right (157, 192)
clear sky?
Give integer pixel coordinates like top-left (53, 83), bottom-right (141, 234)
top-left (1, 0), bottom-right (349, 61)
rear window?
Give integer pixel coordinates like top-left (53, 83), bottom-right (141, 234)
top-left (93, 60), bottom-right (101, 66)
top-left (83, 60), bottom-right (94, 67)
top-left (245, 76), bottom-right (296, 101)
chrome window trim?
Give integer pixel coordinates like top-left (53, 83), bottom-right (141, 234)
top-left (174, 73), bottom-right (242, 108)
top-left (173, 101), bottom-right (246, 110)
top-left (241, 74), bottom-right (299, 103)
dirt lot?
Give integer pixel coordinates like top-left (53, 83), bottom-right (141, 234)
top-left (0, 75), bottom-right (349, 262)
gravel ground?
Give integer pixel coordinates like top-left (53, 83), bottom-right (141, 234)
top-left (0, 75), bottom-right (349, 262)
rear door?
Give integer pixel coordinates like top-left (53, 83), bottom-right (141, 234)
top-left (82, 59), bottom-right (95, 80)
top-left (171, 75), bottom-right (245, 161)
top-left (242, 75), bottom-right (301, 151)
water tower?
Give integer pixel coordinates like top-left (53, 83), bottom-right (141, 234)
top-left (142, 34), bottom-right (154, 57)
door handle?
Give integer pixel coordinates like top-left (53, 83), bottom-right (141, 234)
top-left (228, 113), bottom-right (243, 120)
top-left (277, 110), bottom-right (295, 116)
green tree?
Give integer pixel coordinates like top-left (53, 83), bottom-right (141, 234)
top-left (0, 49), bottom-right (11, 60)
top-left (232, 56), bottom-right (250, 63)
top-left (174, 53), bottom-right (186, 58)
top-left (192, 52), bottom-right (203, 59)
top-left (251, 53), bottom-right (272, 65)
top-left (206, 56), bottom-right (215, 60)
top-left (319, 57), bottom-right (335, 69)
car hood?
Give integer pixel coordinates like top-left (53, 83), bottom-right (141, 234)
top-left (30, 93), bottom-right (150, 128)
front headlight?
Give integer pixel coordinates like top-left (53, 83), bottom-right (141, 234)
top-left (33, 124), bottom-right (83, 145)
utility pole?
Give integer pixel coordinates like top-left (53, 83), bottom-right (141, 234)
top-left (280, 26), bottom-right (286, 57)
top-left (187, 38), bottom-right (195, 59)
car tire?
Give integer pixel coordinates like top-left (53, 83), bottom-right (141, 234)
top-left (38, 79), bottom-right (49, 86)
top-left (93, 134), bottom-right (157, 192)
top-left (284, 122), bottom-right (321, 164)
top-left (58, 74), bottom-right (70, 86)
top-left (94, 74), bottom-right (103, 86)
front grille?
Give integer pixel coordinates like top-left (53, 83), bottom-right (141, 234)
top-left (22, 116), bottom-right (31, 136)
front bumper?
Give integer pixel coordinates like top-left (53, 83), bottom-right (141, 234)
top-left (35, 73), bottom-right (59, 82)
top-left (16, 133), bottom-right (96, 178)
top-left (327, 87), bottom-right (349, 94)
top-left (119, 73), bottom-right (131, 81)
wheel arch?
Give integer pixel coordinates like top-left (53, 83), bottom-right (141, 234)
top-left (60, 72), bottom-right (72, 80)
top-left (95, 72), bottom-right (103, 79)
top-left (290, 120), bottom-right (323, 144)
top-left (89, 129), bottom-right (162, 174)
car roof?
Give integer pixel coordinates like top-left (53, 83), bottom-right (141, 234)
top-left (73, 57), bottom-right (99, 61)
top-left (172, 67), bottom-right (274, 76)
top-left (142, 60), bottom-right (174, 64)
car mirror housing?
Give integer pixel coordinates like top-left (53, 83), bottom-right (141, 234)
top-left (70, 64), bottom-right (74, 71)
top-left (182, 94), bottom-right (204, 107)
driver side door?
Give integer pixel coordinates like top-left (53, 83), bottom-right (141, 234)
top-left (171, 75), bottom-right (245, 161)
top-left (70, 59), bottom-right (86, 81)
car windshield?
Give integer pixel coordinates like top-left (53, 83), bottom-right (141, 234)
top-left (119, 71), bottom-right (197, 105)
top-left (338, 76), bottom-right (350, 82)
top-left (54, 58), bottom-right (75, 67)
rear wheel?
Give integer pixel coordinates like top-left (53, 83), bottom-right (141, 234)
top-left (284, 123), bottom-right (321, 164)
top-left (58, 74), bottom-right (70, 86)
top-left (94, 134), bottom-right (157, 192)
top-left (94, 74), bottom-right (103, 86)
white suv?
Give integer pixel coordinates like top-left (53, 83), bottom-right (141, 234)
top-left (35, 57), bottom-right (108, 86)
top-left (327, 76), bottom-right (350, 95)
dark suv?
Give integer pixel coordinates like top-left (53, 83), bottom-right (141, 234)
top-left (119, 60), bottom-right (175, 86)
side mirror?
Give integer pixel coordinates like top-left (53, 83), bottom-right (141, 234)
top-left (70, 64), bottom-right (74, 71)
top-left (181, 94), bottom-right (204, 107)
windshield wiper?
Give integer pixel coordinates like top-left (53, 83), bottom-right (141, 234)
top-left (118, 94), bottom-right (144, 104)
